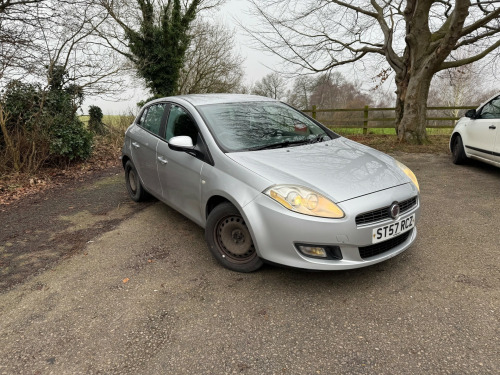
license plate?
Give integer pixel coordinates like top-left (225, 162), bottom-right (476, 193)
top-left (372, 214), bottom-right (415, 244)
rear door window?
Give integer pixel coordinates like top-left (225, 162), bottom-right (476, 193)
top-left (140, 103), bottom-right (167, 136)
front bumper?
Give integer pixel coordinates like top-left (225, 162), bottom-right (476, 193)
top-left (242, 183), bottom-right (420, 270)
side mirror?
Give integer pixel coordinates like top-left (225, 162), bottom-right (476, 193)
top-left (465, 109), bottom-right (476, 119)
top-left (168, 135), bottom-right (194, 151)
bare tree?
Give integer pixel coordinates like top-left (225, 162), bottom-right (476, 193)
top-left (286, 75), bottom-right (315, 109)
top-left (428, 61), bottom-right (497, 126)
top-left (177, 21), bottom-right (244, 94)
top-left (308, 73), bottom-right (371, 109)
top-left (42, 1), bottom-right (125, 98)
top-left (0, 0), bottom-right (45, 81)
top-left (1, 0), bottom-right (125, 99)
top-left (252, 72), bottom-right (288, 99)
top-left (247, 0), bottom-right (500, 144)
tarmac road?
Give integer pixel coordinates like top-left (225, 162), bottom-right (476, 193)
top-left (0, 153), bottom-right (498, 374)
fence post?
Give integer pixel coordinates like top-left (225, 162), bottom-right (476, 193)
top-left (312, 105), bottom-right (317, 120)
top-left (363, 105), bottom-right (369, 135)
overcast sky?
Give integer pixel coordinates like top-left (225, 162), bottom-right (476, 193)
top-left (88, 0), bottom-right (281, 115)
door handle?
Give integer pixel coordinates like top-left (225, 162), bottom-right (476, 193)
top-left (132, 142), bottom-right (140, 148)
top-left (489, 125), bottom-right (496, 130)
top-left (157, 156), bottom-right (168, 165)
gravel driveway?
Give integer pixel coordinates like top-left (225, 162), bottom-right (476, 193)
top-left (0, 153), bottom-right (498, 374)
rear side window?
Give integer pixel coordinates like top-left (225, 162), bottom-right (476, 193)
top-left (140, 103), bottom-right (166, 136)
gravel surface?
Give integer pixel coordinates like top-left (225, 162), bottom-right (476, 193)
top-left (0, 153), bottom-right (498, 374)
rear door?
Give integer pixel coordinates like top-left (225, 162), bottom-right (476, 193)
top-left (493, 130), bottom-right (500, 164)
top-left (128, 102), bottom-right (168, 197)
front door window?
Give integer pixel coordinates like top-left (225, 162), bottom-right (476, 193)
top-left (166, 105), bottom-right (199, 145)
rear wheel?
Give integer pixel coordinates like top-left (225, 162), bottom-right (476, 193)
top-left (205, 203), bottom-right (263, 272)
top-left (124, 160), bottom-right (149, 202)
top-left (452, 135), bottom-right (467, 165)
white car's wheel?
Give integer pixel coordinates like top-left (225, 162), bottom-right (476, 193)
top-left (452, 135), bottom-right (468, 165)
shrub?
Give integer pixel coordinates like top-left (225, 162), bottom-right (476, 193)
top-left (49, 115), bottom-right (93, 162)
top-left (88, 105), bottom-right (106, 135)
top-left (0, 69), bottom-right (94, 173)
top-left (45, 88), bottom-right (93, 162)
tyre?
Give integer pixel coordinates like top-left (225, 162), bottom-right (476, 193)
top-left (205, 203), bottom-right (263, 272)
top-left (124, 160), bottom-right (149, 202)
top-left (452, 135), bottom-right (467, 165)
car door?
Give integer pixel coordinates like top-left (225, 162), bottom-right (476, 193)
top-left (128, 102), bottom-right (168, 197)
top-left (493, 125), bottom-right (500, 164)
top-left (485, 97), bottom-right (500, 163)
top-left (156, 104), bottom-right (207, 225)
top-left (465, 95), bottom-right (500, 161)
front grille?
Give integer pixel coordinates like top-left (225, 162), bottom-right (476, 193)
top-left (355, 196), bottom-right (418, 225)
top-left (359, 229), bottom-right (413, 259)
top-left (399, 196), bottom-right (418, 213)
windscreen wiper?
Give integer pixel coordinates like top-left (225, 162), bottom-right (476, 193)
top-left (246, 139), bottom-right (311, 151)
top-left (307, 134), bottom-right (329, 144)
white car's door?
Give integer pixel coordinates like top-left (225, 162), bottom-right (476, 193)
top-left (465, 95), bottom-right (500, 162)
top-left (492, 120), bottom-right (500, 164)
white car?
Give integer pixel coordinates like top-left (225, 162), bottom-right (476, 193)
top-left (450, 93), bottom-right (500, 167)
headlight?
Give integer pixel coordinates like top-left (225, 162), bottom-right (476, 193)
top-left (396, 160), bottom-right (420, 192)
top-left (264, 185), bottom-right (344, 219)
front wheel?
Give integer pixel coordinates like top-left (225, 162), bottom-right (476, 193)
top-left (452, 135), bottom-right (467, 165)
top-left (205, 203), bottom-right (263, 272)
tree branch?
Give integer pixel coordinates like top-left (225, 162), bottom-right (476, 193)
top-left (439, 38), bottom-right (500, 70)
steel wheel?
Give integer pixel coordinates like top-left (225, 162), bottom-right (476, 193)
top-left (124, 160), bottom-right (149, 202)
top-left (128, 168), bottom-right (138, 193)
top-left (215, 215), bottom-right (256, 263)
top-left (205, 203), bottom-right (263, 272)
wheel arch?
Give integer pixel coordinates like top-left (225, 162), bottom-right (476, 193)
top-left (121, 154), bottom-right (130, 169)
top-left (206, 195), bottom-right (236, 219)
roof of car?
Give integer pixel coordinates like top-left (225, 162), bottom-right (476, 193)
top-left (163, 94), bottom-right (277, 107)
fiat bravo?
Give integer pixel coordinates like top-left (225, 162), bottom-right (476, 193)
top-left (122, 94), bottom-right (420, 272)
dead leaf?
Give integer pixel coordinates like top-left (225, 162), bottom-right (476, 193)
top-left (122, 278), bottom-right (129, 284)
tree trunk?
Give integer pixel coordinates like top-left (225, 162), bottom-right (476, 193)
top-left (395, 70), bottom-right (433, 143)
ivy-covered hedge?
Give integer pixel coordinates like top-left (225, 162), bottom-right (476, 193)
top-left (0, 70), bottom-right (93, 172)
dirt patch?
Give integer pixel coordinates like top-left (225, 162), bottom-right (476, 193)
top-left (0, 136), bottom-right (122, 206)
top-left (0, 167), bottom-right (153, 292)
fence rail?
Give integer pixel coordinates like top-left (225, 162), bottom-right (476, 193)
top-left (302, 105), bottom-right (477, 134)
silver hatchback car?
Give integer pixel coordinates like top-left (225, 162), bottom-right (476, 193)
top-left (122, 94), bottom-right (420, 272)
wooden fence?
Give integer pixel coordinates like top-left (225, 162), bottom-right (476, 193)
top-left (302, 105), bottom-right (477, 134)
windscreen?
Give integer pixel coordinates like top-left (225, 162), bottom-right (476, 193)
top-left (197, 101), bottom-right (334, 152)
